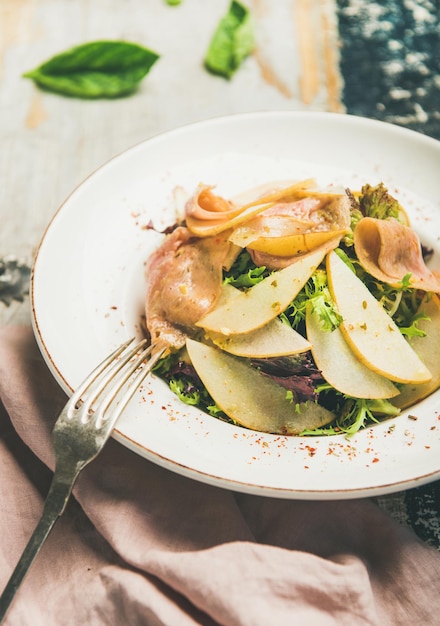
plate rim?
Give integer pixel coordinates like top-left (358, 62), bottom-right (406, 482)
top-left (31, 110), bottom-right (440, 500)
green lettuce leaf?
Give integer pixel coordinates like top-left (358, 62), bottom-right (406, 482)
top-left (204, 1), bottom-right (255, 79)
top-left (23, 40), bottom-right (160, 98)
top-left (223, 250), bottom-right (269, 288)
top-left (281, 269), bottom-right (342, 332)
top-left (359, 182), bottom-right (403, 221)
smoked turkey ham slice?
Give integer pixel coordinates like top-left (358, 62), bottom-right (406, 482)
top-left (354, 217), bottom-right (440, 292)
top-left (144, 226), bottom-right (235, 351)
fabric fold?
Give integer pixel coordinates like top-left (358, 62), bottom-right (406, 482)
top-left (1, 326), bottom-right (440, 625)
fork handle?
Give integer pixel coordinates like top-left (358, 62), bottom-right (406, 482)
top-left (0, 468), bottom-right (80, 623)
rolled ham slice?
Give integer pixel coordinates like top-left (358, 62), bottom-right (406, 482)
top-left (184, 179), bottom-right (317, 237)
top-left (185, 185), bottom-right (241, 221)
top-left (354, 217), bottom-right (440, 292)
top-left (145, 226), bottom-right (235, 350)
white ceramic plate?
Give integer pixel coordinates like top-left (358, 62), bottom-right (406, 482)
top-left (31, 111), bottom-right (440, 499)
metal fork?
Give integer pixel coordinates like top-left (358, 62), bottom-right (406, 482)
top-left (0, 337), bottom-right (164, 622)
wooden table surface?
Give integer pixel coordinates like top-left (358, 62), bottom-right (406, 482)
top-left (0, 0), bottom-right (341, 328)
top-left (1, 0), bottom-right (440, 546)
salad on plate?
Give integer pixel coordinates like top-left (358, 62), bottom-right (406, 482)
top-left (143, 178), bottom-right (440, 437)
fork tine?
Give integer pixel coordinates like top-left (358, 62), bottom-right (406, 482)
top-left (94, 345), bottom-right (166, 427)
top-left (69, 337), bottom-right (139, 410)
top-left (69, 338), bottom-right (166, 432)
top-left (72, 338), bottom-right (149, 419)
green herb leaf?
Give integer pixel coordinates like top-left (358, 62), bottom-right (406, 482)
top-left (165, 0), bottom-right (182, 5)
top-left (23, 40), bottom-right (160, 99)
top-left (204, 0), bottom-right (255, 79)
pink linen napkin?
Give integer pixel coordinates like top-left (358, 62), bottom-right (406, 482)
top-left (1, 327), bottom-right (440, 625)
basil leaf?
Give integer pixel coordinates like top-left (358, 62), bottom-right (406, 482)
top-left (23, 40), bottom-right (160, 99)
top-left (204, 1), bottom-right (254, 79)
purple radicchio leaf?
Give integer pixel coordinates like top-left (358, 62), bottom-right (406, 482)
top-left (251, 353), bottom-right (324, 404)
top-left (161, 359), bottom-right (204, 396)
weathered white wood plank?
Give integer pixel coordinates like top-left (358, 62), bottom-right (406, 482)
top-left (0, 0), bottom-right (342, 325)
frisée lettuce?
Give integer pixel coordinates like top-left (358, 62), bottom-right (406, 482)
top-left (148, 181), bottom-right (440, 437)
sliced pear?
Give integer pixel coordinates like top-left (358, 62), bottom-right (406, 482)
top-left (393, 295), bottom-right (440, 408)
top-left (209, 317), bottom-right (311, 358)
top-left (246, 229), bottom-right (347, 257)
top-left (213, 282), bottom-right (243, 307)
top-left (207, 283), bottom-right (310, 357)
top-left (229, 193), bottom-right (350, 256)
top-left (196, 247), bottom-right (326, 335)
top-left (306, 307), bottom-right (399, 399)
top-left (326, 251), bottom-right (432, 384)
top-left (186, 338), bottom-right (335, 434)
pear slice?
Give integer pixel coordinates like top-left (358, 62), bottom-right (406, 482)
top-left (326, 251), bottom-right (432, 384)
top-left (196, 247), bottom-right (325, 335)
top-left (186, 338), bottom-right (335, 434)
top-left (209, 317), bottom-right (311, 358)
top-left (306, 307), bottom-right (399, 399)
top-left (212, 282), bottom-right (242, 308)
top-left (393, 295), bottom-right (440, 408)
top-left (245, 229), bottom-right (347, 257)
